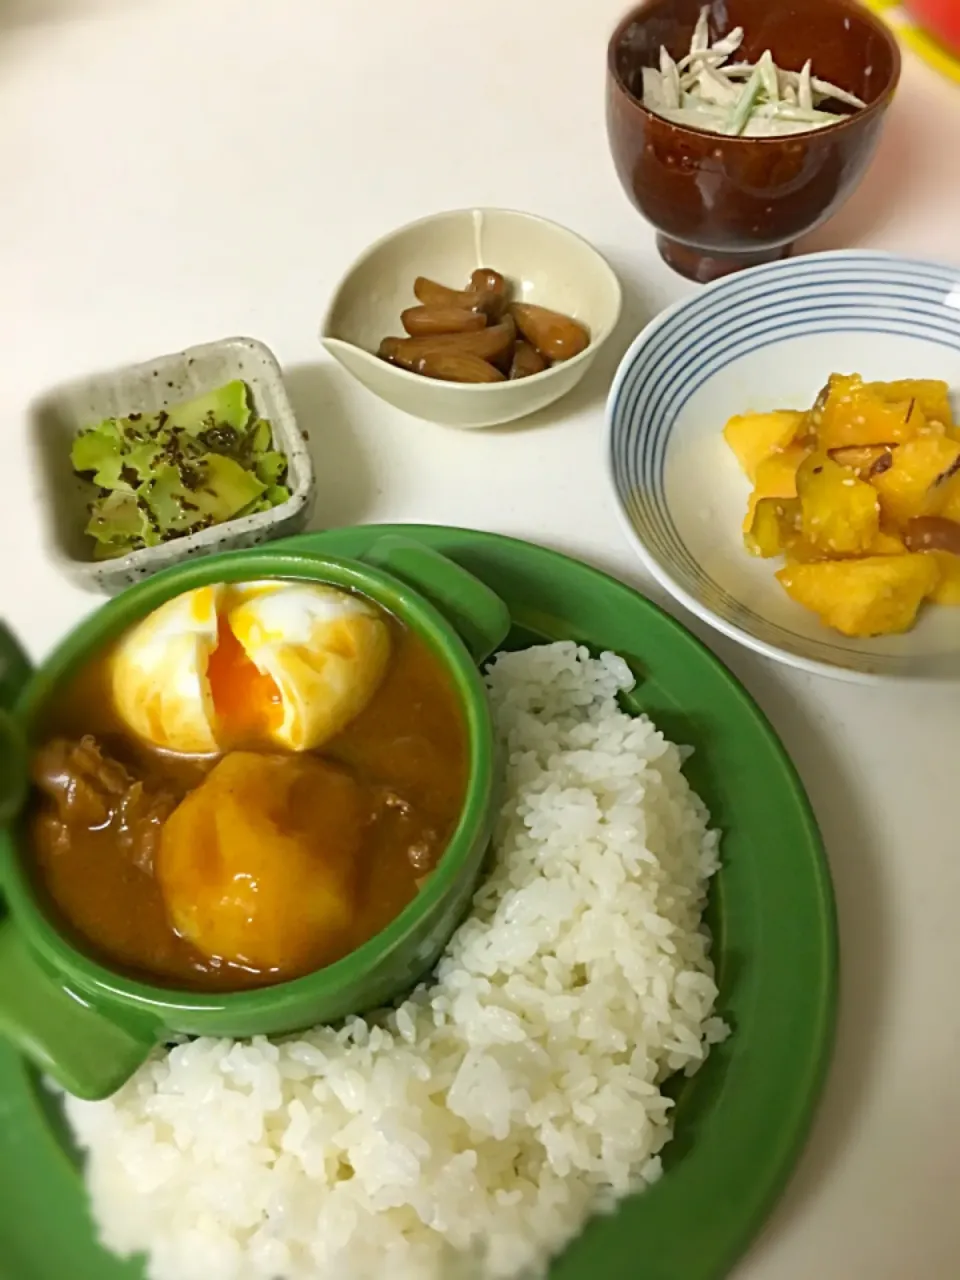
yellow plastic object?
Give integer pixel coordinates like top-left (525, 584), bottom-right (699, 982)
top-left (864, 1), bottom-right (960, 84)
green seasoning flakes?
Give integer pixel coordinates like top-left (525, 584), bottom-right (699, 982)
top-left (71, 381), bottom-right (292, 560)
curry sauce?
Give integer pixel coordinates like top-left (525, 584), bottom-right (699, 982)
top-left (29, 612), bottom-right (468, 991)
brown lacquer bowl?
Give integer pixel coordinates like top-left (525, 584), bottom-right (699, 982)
top-left (607, 0), bottom-right (901, 282)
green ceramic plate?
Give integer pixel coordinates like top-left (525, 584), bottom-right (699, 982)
top-left (0, 526), bottom-right (837, 1280)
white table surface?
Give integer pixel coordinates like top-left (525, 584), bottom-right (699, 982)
top-left (1, 2), bottom-right (958, 1276)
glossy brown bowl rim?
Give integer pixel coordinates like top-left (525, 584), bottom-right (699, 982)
top-left (607, 0), bottom-right (902, 145)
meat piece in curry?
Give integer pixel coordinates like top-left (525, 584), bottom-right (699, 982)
top-left (32, 736), bottom-right (181, 873)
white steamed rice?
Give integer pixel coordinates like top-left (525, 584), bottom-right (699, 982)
top-left (64, 642), bottom-right (726, 1280)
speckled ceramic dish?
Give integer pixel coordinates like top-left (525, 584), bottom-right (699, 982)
top-left (320, 208), bottom-right (622, 429)
top-left (30, 336), bottom-right (316, 595)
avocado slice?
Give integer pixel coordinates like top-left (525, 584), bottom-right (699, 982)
top-left (140, 464), bottom-right (198, 535)
top-left (84, 487), bottom-right (153, 554)
top-left (254, 450), bottom-right (288, 486)
top-left (165, 381), bottom-right (251, 436)
top-left (142, 453), bottom-right (265, 532)
top-left (249, 417), bottom-right (273, 452)
top-left (236, 483), bottom-right (292, 519)
top-left (190, 454), bottom-right (266, 520)
top-left (71, 420), bottom-right (126, 488)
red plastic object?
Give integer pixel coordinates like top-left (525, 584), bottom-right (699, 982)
top-left (905, 0), bottom-right (960, 55)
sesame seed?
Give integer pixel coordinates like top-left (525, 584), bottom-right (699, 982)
top-left (841, 478), bottom-right (856, 487)
top-left (854, 415), bottom-right (866, 425)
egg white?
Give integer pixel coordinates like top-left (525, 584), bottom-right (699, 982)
top-left (110, 581), bottom-right (391, 755)
top-left (111, 585), bottom-right (222, 754)
top-left (226, 581), bottom-right (392, 752)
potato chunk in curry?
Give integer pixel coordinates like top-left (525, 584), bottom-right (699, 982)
top-left (157, 752), bottom-right (365, 974)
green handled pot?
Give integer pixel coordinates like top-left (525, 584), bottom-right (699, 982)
top-left (0, 535), bottom-right (510, 1101)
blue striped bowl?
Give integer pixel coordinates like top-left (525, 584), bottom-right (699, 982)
top-left (606, 251), bottom-right (960, 681)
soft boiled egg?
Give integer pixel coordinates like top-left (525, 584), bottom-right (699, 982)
top-left (111, 581), bottom-right (391, 754)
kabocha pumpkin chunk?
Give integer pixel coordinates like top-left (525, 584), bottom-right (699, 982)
top-left (934, 472), bottom-right (960, 524)
top-left (796, 452), bottom-right (879, 554)
top-left (776, 556), bottom-right (939, 637)
top-left (869, 528), bottom-right (908, 556)
top-left (817, 374), bottom-right (924, 450)
top-left (723, 410), bottom-right (804, 480)
top-left (924, 552), bottom-right (960, 605)
top-left (745, 497), bottom-right (801, 558)
top-left (868, 436), bottom-right (960, 526)
top-left (864, 378), bottom-right (954, 431)
top-left (742, 443), bottom-right (809, 531)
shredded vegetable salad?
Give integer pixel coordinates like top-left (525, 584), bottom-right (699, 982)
top-left (641, 7), bottom-right (866, 137)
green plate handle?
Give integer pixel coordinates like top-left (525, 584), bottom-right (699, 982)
top-left (0, 925), bottom-right (156, 1100)
top-left (360, 535), bottom-right (511, 664)
top-left (0, 623), bottom-right (156, 1098)
top-left (0, 623), bottom-right (31, 825)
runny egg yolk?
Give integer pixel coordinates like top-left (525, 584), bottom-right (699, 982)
top-left (206, 615), bottom-right (284, 747)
